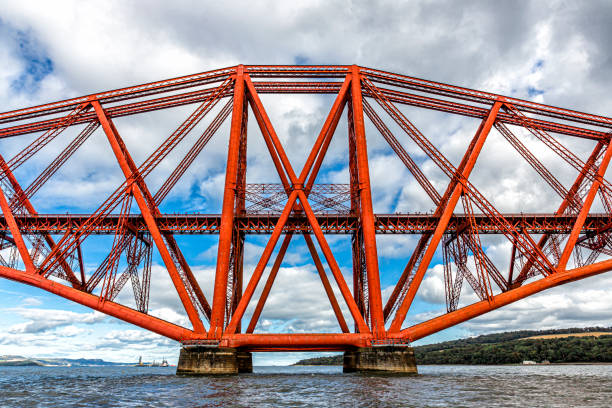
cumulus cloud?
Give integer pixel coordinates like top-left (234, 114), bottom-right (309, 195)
top-left (20, 297), bottom-right (42, 307)
top-left (5, 308), bottom-right (105, 334)
top-left (55, 325), bottom-right (88, 337)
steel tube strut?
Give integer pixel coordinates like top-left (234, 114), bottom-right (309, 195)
top-left (225, 191), bottom-right (300, 334)
top-left (303, 233), bottom-right (350, 333)
top-left (389, 101), bottom-right (502, 332)
top-left (0, 266), bottom-right (194, 340)
top-left (349, 66), bottom-right (384, 335)
top-left (558, 141), bottom-right (612, 270)
top-left (210, 68), bottom-right (245, 338)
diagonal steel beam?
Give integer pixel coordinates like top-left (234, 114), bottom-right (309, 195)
top-left (389, 102), bottom-right (502, 332)
top-left (0, 154), bottom-right (80, 286)
top-left (558, 141), bottom-right (612, 270)
top-left (0, 187), bottom-right (34, 272)
top-left (92, 100), bottom-right (205, 333)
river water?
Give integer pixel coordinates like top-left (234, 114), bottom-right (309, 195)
top-left (0, 364), bottom-right (610, 407)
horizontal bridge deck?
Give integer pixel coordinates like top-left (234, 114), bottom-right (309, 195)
top-left (2, 213), bottom-right (609, 234)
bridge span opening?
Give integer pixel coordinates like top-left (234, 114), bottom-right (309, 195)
top-left (175, 343), bottom-right (417, 375)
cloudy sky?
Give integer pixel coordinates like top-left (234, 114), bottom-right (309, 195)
top-left (0, 0), bottom-right (611, 366)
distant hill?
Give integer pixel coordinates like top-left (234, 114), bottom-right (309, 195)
top-left (293, 327), bottom-right (612, 366)
top-left (0, 355), bottom-right (130, 367)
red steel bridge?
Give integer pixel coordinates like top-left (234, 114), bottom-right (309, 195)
top-left (0, 65), bottom-right (611, 355)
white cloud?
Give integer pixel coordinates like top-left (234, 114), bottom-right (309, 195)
top-left (5, 308), bottom-right (105, 334)
top-left (419, 264), bottom-right (447, 305)
top-left (55, 325), bottom-right (88, 337)
top-left (413, 271), bottom-right (612, 337)
top-left (20, 297), bottom-right (42, 307)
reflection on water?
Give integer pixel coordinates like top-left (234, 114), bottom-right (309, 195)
top-left (0, 364), bottom-right (611, 407)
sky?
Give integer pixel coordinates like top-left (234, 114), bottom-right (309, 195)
top-left (0, 0), bottom-right (612, 366)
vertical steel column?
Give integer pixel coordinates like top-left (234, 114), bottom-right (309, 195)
top-left (350, 66), bottom-right (384, 336)
top-left (348, 102), bottom-right (368, 327)
top-left (228, 95), bottom-right (248, 331)
top-left (210, 66), bottom-right (245, 338)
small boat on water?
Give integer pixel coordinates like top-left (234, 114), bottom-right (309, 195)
top-left (134, 356), bottom-right (169, 367)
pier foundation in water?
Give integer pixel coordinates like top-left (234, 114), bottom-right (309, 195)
top-left (176, 347), bottom-right (252, 375)
top-left (176, 345), bottom-right (416, 375)
top-left (343, 346), bottom-right (418, 373)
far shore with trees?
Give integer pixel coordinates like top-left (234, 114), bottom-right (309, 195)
top-left (293, 327), bottom-right (612, 366)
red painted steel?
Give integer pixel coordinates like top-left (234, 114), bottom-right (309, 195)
top-left (210, 67), bottom-right (245, 338)
top-left (349, 66), bottom-right (385, 335)
top-left (0, 65), bottom-right (611, 351)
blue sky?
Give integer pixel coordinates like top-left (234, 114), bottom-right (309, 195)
top-left (1, 1), bottom-right (612, 366)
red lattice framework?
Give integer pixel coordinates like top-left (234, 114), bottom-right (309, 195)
top-left (0, 65), bottom-right (611, 351)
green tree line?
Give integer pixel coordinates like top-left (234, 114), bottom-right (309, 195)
top-left (292, 327), bottom-right (612, 365)
top-left (415, 335), bottom-right (612, 364)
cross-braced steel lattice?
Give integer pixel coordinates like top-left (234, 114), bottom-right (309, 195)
top-left (0, 65), bottom-right (611, 351)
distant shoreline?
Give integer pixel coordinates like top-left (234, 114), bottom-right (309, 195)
top-left (0, 356), bottom-right (135, 367)
top-left (292, 327), bottom-right (612, 366)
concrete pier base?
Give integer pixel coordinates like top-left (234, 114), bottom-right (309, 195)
top-left (343, 346), bottom-right (418, 374)
top-left (176, 347), bottom-right (252, 375)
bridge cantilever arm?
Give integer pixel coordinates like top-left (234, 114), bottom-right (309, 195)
top-left (401, 258), bottom-right (612, 342)
top-left (0, 266), bottom-right (195, 341)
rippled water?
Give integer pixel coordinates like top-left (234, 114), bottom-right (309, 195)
top-left (1, 364), bottom-right (611, 407)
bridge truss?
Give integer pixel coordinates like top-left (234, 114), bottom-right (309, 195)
top-left (0, 65), bottom-right (611, 351)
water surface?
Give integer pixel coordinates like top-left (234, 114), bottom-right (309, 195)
top-left (0, 364), bottom-right (610, 407)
